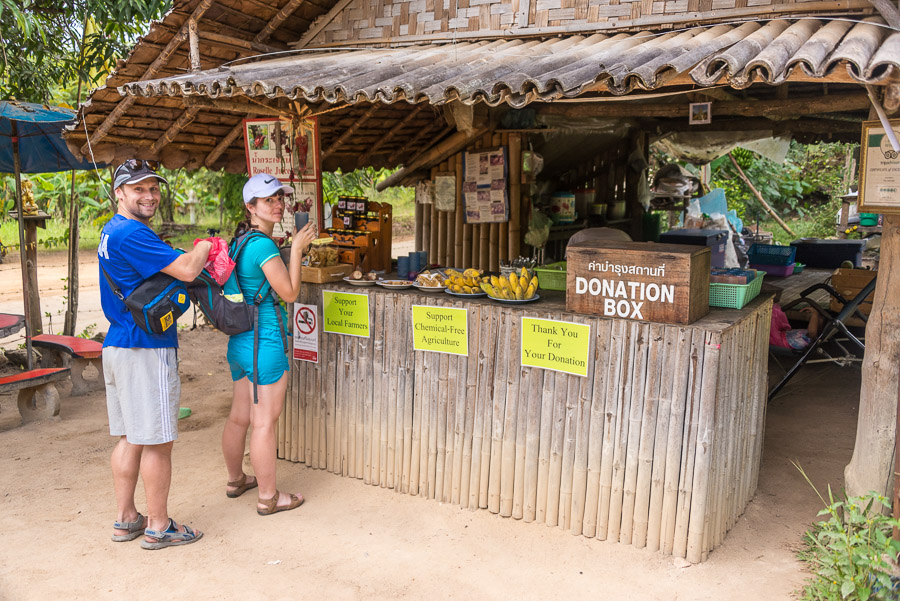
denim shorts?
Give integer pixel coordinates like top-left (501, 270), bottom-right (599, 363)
top-left (227, 327), bottom-right (289, 385)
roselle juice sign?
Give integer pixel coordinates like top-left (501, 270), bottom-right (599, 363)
top-left (566, 241), bottom-right (710, 325)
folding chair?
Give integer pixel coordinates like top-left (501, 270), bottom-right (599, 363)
top-left (768, 276), bottom-right (877, 402)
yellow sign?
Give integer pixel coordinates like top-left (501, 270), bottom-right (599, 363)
top-left (521, 317), bottom-right (590, 377)
top-left (412, 305), bottom-right (468, 355)
top-left (323, 291), bottom-right (370, 337)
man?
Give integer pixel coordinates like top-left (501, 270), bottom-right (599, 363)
top-left (99, 159), bottom-right (212, 550)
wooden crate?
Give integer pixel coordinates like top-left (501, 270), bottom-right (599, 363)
top-left (566, 240), bottom-right (710, 325)
top-left (301, 263), bottom-right (353, 284)
top-left (829, 268), bottom-right (877, 315)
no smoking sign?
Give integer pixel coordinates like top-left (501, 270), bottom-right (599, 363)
top-left (292, 303), bottom-right (319, 363)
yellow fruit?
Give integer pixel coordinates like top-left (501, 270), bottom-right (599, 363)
top-left (490, 275), bottom-right (501, 289)
top-left (530, 275), bottom-right (539, 290)
top-left (463, 268), bottom-right (481, 278)
top-left (515, 286), bottom-right (524, 300)
top-left (508, 272), bottom-right (518, 290)
top-left (452, 284), bottom-right (462, 293)
top-left (462, 285), bottom-right (473, 294)
top-left (481, 283), bottom-right (496, 297)
top-left (524, 283), bottom-right (536, 299)
top-left (520, 266), bottom-right (528, 279)
top-left (446, 269), bottom-right (462, 278)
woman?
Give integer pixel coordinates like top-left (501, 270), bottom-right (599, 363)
top-left (222, 172), bottom-right (316, 515)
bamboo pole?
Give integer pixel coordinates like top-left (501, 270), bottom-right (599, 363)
top-left (523, 365), bottom-right (545, 522)
top-left (545, 370), bottom-right (568, 527)
top-left (385, 292), bottom-right (398, 487)
top-left (451, 338), bottom-right (468, 504)
top-left (488, 311), bottom-right (510, 513)
top-left (460, 304), bottom-right (480, 506)
top-left (423, 203), bottom-right (433, 264)
top-left (454, 153), bottom-right (465, 268)
top-left (570, 317), bottom-right (595, 535)
top-left (508, 133), bottom-right (522, 261)
top-left (729, 153), bottom-right (796, 237)
top-left (401, 295), bottom-right (416, 493)
top-left (607, 322), bottom-right (636, 542)
top-left (369, 294), bottom-right (385, 484)
top-left (433, 350), bottom-right (450, 500)
top-left (620, 322), bottom-right (649, 543)
top-left (558, 373), bottom-right (580, 530)
top-left (673, 332), bottom-right (706, 558)
top-left (646, 326), bottom-right (677, 551)
top-left (535, 369), bottom-right (555, 524)
top-left (437, 163), bottom-right (448, 267)
top-left (500, 322), bottom-right (522, 517)
top-left (512, 363), bottom-right (531, 520)
top-left (489, 224), bottom-right (500, 272)
top-left (583, 320), bottom-right (612, 537)
top-left (596, 319), bottom-right (625, 540)
top-left (631, 323), bottom-right (663, 546)
top-left (499, 132), bottom-right (510, 267)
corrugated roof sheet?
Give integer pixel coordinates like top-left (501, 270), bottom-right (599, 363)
top-left (120, 18), bottom-right (899, 108)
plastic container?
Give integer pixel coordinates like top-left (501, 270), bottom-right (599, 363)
top-left (793, 262), bottom-right (805, 274)
top-left (659, 228), bottom-right (728, 268)
top-left (533, 262), bottom-right (567, 291)
top-left (790, 239), bottom-right (867, 268)
top-left (607, 201), bottom-right (626, 220)
top-left (747, 243), bottom-right (796, 266)
top-left (750, 262), bottom-right (795, 277)
top-left (550, 192), bottom-right (575, 224)
top-left (709, 270), bottom-right (765, 309)
top-left (859, 213), bottom-right (879, 226)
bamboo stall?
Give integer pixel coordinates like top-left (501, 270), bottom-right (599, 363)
top-left (278, 284), bottom-right (771, 563)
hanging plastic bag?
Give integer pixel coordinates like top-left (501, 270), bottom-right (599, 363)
top-left (194, 236), bottom-right (234, 285)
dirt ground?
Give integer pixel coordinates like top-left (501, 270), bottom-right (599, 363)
top-left (0, 250), bottom-right (860, 601)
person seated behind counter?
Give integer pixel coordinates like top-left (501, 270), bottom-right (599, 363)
top-left (100, 159), bottom-right (213, 550)
top-left (221, 173), bottom-right (316, 515)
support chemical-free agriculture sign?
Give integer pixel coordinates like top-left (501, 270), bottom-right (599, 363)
top-left (323, 291), bottom-right (370, 337)
top-left (293, 303), bottom-right (319, 362)
top-left (412, 305), bottom-right (468, 355)
top-left (521, 317), bottom-right (590, 377)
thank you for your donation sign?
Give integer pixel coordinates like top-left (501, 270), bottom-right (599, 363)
top-left (412, 305), bottom-right (468, 355)
top-left (323, 291), bottom-right (370, 337)
top-left (521, 317), bottom-right (590, 377)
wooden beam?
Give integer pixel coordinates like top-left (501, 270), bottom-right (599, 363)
top-left (356, 104), bottom-right (425, 167)
top-left (198, 30), bottom-right (284, 55)
top-left (150, 106), bottom-right (201, 156)
top-left (868, 0), bottom-right (900, 29)
top-left (255, 0), bottom-right (306, 44)
top-left (206, 118), bottom-right (251, 168)
top-left (81, 0), bottom-right (216, 154)
top-left (322, 104), bottom-right (381, 160)
top-left (377, 125), bottom-right (491, 191)
top-left (184, 97), bottom-right (287, 117)
top-left (188, 19), bottom-right (201, 71)
top-left (386, 120), bottom-right (442, 165)
top-left (540, 92), bottom-right (871, 119)
top-left (290, 0), bottom-right (356, 49)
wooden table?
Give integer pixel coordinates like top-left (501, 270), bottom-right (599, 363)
top-left (762, 268), bottom-right (833, 321)
top-left (277, 282), bottom-right (772, 563)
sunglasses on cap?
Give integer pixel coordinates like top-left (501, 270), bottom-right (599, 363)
top-left (115, 159), bottom-right (160, 177)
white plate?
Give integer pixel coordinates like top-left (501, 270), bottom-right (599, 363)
top-left (376, 279), bottom-right (414, 290)
top-left (445, 289), bottom-right (487, 298)
top-left (490, 294), bottom-right (541, 304)
top-left (412, 283), bottom-right (447, 292)
top-left (342, 277), bottom-right (378, 286)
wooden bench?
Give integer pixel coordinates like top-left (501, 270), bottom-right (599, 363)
top-left (0, 367), bottom-right (70, 422)
top-left (32, 335), bottom-right (104, 396)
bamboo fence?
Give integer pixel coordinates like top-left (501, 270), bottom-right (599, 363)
top-left (278, 286), bottom-right (772, 563)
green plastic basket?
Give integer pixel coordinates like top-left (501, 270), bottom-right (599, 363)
top-left (709, 271), bottom-right (764, 309)
top-left (534, 262), bottom-right (567, 291)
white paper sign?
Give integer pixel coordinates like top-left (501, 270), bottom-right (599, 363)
top-left (293, 303), bottom-right (319, 363)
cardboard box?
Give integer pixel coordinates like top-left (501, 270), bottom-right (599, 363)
top-left (301, 263), bottom-right (353, 284)
top-left (566, 241), bottom-right (710, 325)
top-left (829, 268), bottom-right (876, 315)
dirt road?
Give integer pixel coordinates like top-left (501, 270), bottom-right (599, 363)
top-left (0, 249), bottom-right (857, 601)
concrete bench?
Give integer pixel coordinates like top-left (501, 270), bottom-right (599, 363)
top-left (32, 335), bottom-right (104, 396)
top-left (0, 367), bottom-right (71, 422)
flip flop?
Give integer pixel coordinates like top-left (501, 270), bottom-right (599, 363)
top-left (257, 490), bottom-right (304, 516)
top-left (226, 473), bottom-right (258, 498)
top-left (112, 512), bottom-right (146, 542)
top-left (140, 518), bottom-right (203, 550)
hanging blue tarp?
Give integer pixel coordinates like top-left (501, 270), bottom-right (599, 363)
top-left (0, 101), bottom-right (103, 173)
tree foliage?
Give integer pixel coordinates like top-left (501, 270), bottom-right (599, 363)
top-left (0, 0), bottom-right (171, 103)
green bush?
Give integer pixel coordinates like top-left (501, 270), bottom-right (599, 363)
top-left (796, 464), bottom-right (900, 601)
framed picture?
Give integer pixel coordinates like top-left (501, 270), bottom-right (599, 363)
top-left (689, 102), bottom-right (711, 125)
top-left (859, 119), bottom-right (900, 214)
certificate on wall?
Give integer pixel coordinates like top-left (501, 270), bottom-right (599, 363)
top-left (462, 147), bottom-right (508, 223)
top-left (859, 119), bottom-right (900, 214)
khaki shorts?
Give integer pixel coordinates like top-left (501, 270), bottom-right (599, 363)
top-left (103, 347), bottom-right (180, 445)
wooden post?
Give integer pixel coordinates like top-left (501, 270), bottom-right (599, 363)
top-left (454, 152), bottom-right (465, 267)
top-left (508, 133), bottom-right (522, 261)
top-left (845, 215), bottom-right (900, 496)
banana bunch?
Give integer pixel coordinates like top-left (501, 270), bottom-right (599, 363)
top-left (481, 267), bottom-right (539, 301)
top-left (445, 268), bottom-right (485, 295)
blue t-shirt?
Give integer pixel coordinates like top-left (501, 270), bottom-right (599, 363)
top-left (234, 234), bottom-right (287, 332)
top-left (98, 214), bottom-right (182, 349)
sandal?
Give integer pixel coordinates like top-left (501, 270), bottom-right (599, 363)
top-left (140, 518), bottom-right (203, 550)
top-left (226, 473), bottom-right (258, 498)
top-left (112, 512), bottom-right (146, 542)
top-left (257, 490), bottom-right (304, 516)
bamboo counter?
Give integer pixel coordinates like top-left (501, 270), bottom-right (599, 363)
top-left (277, 283), bottom-right (772, 563)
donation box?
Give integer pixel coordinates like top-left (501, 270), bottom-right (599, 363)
top-left (566, 240), bottom-right (710, 325)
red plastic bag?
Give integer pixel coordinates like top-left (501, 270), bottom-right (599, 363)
top-left (194, 237), bottom-right (234, 285)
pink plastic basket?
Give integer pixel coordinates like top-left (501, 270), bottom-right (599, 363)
top-left (750, 262), bottom-right (795, 277)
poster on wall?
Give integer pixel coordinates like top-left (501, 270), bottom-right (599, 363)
top-left (859, 119), bottom-right (900, 214)
top-left (462, 147), bottom-right (508, 223)
top-left (244, 117), bottom-right (323, 237)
